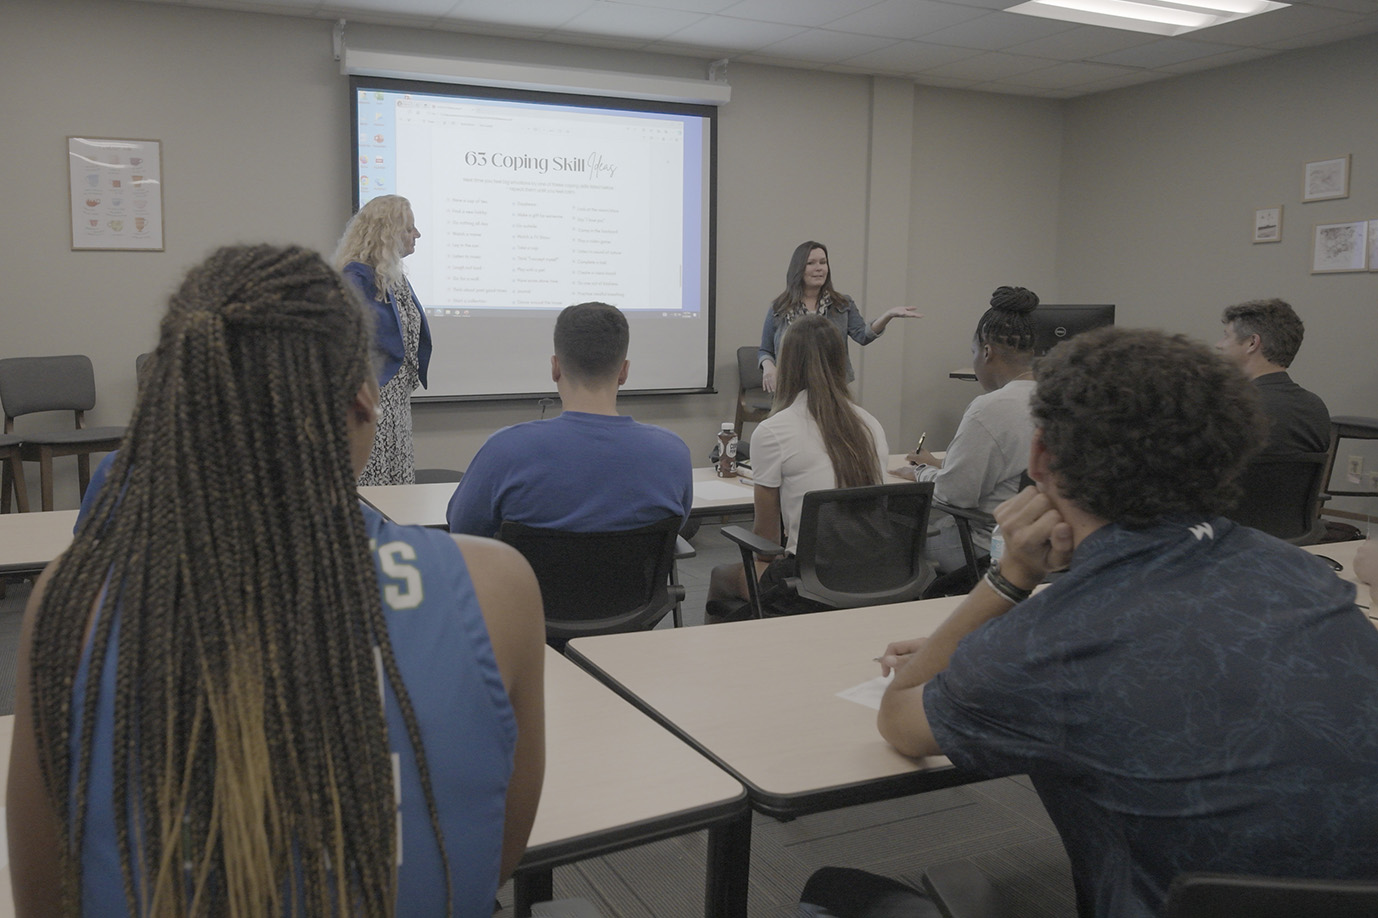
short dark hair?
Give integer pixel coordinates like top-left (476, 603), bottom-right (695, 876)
top-left (1221, 298), bottom-right (1305, 367)
top-left (1031, 327), bottom-right (1265, 527)
top-left (554, 301), bottom-right (629, 382)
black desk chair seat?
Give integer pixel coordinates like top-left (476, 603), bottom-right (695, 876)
top-left (498, 515), bottom-right (686, 651)
top-left (1229, 451), bottom-right (1328, 544)
top-left (723, 481), bottom-right (935, 618)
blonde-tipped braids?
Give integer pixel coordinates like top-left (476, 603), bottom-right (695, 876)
top-left (30, 245), bottom-right (451, 916)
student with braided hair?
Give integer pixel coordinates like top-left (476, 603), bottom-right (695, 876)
top-left (6, 245), bottom-right (545, 917)
top-left (892, 286), bottom-right (1039, 575)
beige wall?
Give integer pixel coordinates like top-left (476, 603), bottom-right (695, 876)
top-left (4, 0), bottom-right (1374, 508)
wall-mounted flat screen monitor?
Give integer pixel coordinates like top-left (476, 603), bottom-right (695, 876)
top-left (350, 76), bottom-right (717, 401)
top-left (1031, 304), bottom-right (1115, 356)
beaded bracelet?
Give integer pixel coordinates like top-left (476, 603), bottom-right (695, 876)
top-left (984, 562), bottom-right (1033, 605)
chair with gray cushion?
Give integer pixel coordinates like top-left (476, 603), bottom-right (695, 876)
top-left (0, 355), bottom-right (126, 511)
top-left (0, 433), bottom-right (29, 513)
top-left (734, 345), bottom-right (774, 436)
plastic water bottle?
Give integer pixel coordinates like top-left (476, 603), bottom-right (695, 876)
top-left (716, 423), bottom-right (738, 478)
top-left (989, 524), bottom-right (1004, 564)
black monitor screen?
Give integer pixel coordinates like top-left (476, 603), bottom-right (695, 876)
top-left (1031, 304), bottom-right (1115, 355)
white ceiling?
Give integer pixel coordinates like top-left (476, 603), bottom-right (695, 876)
top-left (136, 0), bottom-right (1378, 97)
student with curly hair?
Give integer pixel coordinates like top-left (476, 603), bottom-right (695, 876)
top-left (868, 328), bottom-right (1378, 918)
top-left (7, 245), bottom-right (545, 917)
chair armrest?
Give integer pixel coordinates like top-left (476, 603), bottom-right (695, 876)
top-left (674, 536), bottom-right (696, 560)
top-left (931, 500), bottom-right (995, 526)
top-left (720, 525), bottom-right (787, 558)
top-left (922, 861), bottom-right (1013, 918)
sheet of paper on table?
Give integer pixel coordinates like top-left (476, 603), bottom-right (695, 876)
top-left (836, 672), bottom-right (894, 711)
top-left (694, 479), bottom-right (755, 501)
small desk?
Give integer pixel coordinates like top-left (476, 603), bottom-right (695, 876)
top-left (567, 596), bottom-right (973, 821)
top-left (515, 647), bottom-right (749, 917)
top-left (0, 510), bottom-right (78, 576)
top-left (357, 482), bottom-right (455, 528)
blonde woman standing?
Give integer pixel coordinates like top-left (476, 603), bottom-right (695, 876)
top-left (335, 194), bottom-right (432, 484)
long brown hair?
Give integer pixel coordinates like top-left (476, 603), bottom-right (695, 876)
top-left (773, 315), bottom-right (880, 488)
top-left (30, 245), bottom-right (450, 916)
top-left (770, 240), bottom-right (848, 317)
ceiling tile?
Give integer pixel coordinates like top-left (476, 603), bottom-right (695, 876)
top-left (448, 0), bottom-right (595, 29)
top-left (321, 0), bottom-right (455, 14)
top-left (996, 59), bottom-right (1141, 87)
top-left (921, 11), bottom-right (1078, 50)
top-left (1302, 0), bottom-right (1378, 13)
top-left (843, 39), bottom-right (979, 71)
top-left (823, 0), bottom-right (988, 40)
top-left (1006, 25), bottom-right (1156, 60)
top-left (662, 15), bottom-right (805, 51)
top-left (560, 1), bottom-right (705, 39)
top-left (920, 50), bottom-right (1057, 79)
top-left (1158, 45), bottom-right (1276, 71)
top-left (717, 0), bottom-right (884, 28)
top-left (759, 28), bottom-right (898, 62)
top-left (1090, 37), bottom-right (1240, 68)
top-left (1261, 17), bottom-right (1378, 45)
top-left (1186, 3), bottom-right (1361, 45)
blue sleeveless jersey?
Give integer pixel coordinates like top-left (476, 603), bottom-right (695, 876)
top-left (71, 505), bottom-right (517, 916)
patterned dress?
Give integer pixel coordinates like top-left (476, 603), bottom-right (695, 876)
top-left (359, 282), bottom-right (421, 485)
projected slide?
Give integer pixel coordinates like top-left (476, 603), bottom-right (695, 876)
top-left (352, 80), bottom-right (715, 400)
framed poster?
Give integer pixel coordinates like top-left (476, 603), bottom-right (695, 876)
top-left (1252, 206), bottom-right (1282, 243)
top-left (1311, 221), bottom-right (1367, 273)
top-left (69, 137), bottom-right (164, 251)
top-left (1302, 155), bottom-right (1350, 203)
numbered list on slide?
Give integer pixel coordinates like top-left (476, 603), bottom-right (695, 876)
top-left (396, 101), bottom-right (685, 311)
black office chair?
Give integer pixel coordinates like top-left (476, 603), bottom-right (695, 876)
top-left (1323, 416), bottom-right (1378, 500)
top-left (498, 515), bottom-right (685, 651)
top-left (922, 500), bottom-right (995, 598)
top-left (922, 861), bottom-right (1017, 918)
top-left (1228, 451), bottom-right (1329, 544)
top-left (0, 355), bottom-right (126, 511)
top-left (721, 481), bottom-right (935, 618)
top-left (734, 345), bottom-right (773, 436)
top-left (1164, 872), bottom-right (1378, 918)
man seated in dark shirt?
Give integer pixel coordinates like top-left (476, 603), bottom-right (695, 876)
top-left (1214, 297), bottom-right (1329, 457)
top-left (874, 329), bottom-right (1378, 918)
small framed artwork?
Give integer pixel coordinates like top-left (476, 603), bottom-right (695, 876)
top-left (1252, 206), bottom-right (1282, 243)
top-left (1311, 221), bottom-right (1367, 273)
top-left (1302, 155), bottom-right (1350, 203)
top-left (68, 136), bottom-right (164, 251)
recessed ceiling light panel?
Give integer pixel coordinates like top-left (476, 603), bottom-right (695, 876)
top-left (1007, 0), bottom-right (1287, 36)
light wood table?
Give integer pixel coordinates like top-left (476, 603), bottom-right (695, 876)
top-left (567, 596), bottom-right (973, 820)
top-left (514, 647), bottom-right (748, 917)
top-left (357, 482), bottom-right (455, 528)
top-left (0, 510), bottom-right (78, 576)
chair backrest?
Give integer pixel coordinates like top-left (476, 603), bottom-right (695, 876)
top-left (1229, 451), bottom-right (1328, 542)
top-left (1165, 873), bottom-right (1378, 918)
top-left (413, 468), bottom-right (464, 484)
top-left (497, 515), bottom-right (683, 647)
top-left (792, 482), bottom-right (935, 608)
top-left (0, 355), bottom-right (98, 420)
top-left (736, 345), bottom-right (764, 392)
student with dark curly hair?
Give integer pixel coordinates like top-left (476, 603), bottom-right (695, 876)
top-left (865, 328), bottom-right (1378, 918)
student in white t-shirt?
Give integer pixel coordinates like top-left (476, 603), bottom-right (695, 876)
top-left (706, 315), bottom-right (889, 621)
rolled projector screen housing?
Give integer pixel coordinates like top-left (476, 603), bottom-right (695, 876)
top-left (350, 76), bottom-right (718, 401)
